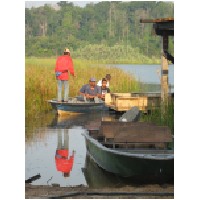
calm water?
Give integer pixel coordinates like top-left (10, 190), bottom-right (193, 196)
top-left (26, 112), bottom-right (126, 187)
top-left (107, 64), bottom-right (174, 85)
top-left (26, 127), bottom-right (87, 187)
top-left (25, 64), bottom-right (174, 188)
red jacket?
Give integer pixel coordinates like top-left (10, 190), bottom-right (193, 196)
top-left (55, 150), bottom-right (74, 173)
top-left (55, 55), bottom-right (74, 80)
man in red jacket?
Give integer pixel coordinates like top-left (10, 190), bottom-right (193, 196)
top-left (55, 48), bottom-right (76, 102)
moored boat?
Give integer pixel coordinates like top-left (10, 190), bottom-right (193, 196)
top-left (47, 98), bottom-right (108, 115)
top-left (83, 121), bottom-right (174, 181)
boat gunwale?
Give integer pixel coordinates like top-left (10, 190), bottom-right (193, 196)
top-left (83, 132), bottom-right (174, 160)
top-left (47, 100), bottom-right (105, 106)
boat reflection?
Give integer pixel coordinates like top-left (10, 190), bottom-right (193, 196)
top-left (84, 154), bottom-right (173, 187)
top-left (55, 129), bottom-right (75, 177)
top-left (83, 155), bottom-right (124, 188)
top-left (49, 114), bottom-right (80, 128)
top-left (49, 111), bottom-right (119, 129)
top-left (83, 155), bottom-right (148, 188)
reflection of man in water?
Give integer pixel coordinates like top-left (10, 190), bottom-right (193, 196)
top-left (55, 129), bottom-right (74, 177)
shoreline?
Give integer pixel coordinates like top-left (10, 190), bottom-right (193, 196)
top-left (25, 183), bottom-right (174, 199)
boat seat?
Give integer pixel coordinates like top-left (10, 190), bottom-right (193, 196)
top-left (99, 122), bottom-right (158, 139)
top-left (85, 121), bottom-right (101, 130)
top-left (113, 126), bottom-right (172, 143)
top-left (101, 123), bottom-right (173, 149)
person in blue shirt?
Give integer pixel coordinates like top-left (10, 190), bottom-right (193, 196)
top-left (79, 83), bottom-right (89, 96)
top-left (79, 78), bottom-right (101, 102)
top-left (85, 78), bottom-right (101, 101)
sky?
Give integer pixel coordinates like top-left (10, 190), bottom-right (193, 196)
top-left (25, 1), bottom-right (100, 8)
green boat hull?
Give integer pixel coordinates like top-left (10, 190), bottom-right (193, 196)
top-left (84, 133), bottom-right (174, 181)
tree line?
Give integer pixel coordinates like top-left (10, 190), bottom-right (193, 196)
top-left (25, 1), bottom-right (174, 61)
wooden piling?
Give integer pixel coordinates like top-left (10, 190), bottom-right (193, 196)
top-left (161, 33), bottom-right (169, 103)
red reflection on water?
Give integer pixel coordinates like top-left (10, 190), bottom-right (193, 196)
top-left (55, 129), bottom-right (74, 177)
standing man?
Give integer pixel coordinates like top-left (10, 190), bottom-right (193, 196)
top-left (55, 48), bottom-right (76, 102)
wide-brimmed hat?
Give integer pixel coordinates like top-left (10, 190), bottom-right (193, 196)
top-left (64, 48), bottom-right (70, 53)
top-left (89, 77), bottom-right (96, 82)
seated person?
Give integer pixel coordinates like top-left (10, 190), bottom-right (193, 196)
top-left (84, 77), bottom-right (101, 102)
top-left (99, 78), bottom-right (110, 101)
top-left (78, 79), bottom-right (91, 101)
top-left (79, 83), bottom-right (89, 96)
top-left (97, 74), bottom-right (111, 88)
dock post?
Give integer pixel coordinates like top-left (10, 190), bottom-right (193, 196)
top-left (161, 33), bottom-right (169, 104)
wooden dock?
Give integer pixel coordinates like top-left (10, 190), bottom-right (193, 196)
top-left (105, 92), bottom-right (174, 112)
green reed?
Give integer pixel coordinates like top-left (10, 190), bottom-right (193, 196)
top-left (25, 57), bottom-right (140, 119)
top-left (141, 100), bottom-right (174, 135)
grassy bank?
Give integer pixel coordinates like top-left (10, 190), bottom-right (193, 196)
top-left (25, 58), bottom-right (140, 119)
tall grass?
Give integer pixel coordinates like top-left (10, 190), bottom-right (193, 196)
top-left (141, 100), bottom-right (174, 135)
top-left (25, 58), bottom-right (140, 119)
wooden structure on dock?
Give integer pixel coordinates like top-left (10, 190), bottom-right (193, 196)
top-left (105, 92), bottom-right (174, 112)
top-left (140, 18), bottom-right (174, 102)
